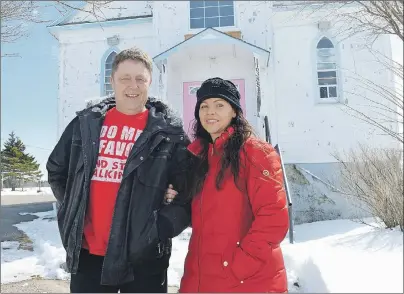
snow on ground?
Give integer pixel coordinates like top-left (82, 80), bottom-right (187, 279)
top-left (282, 219), bottom-right (403, 293)
top-left (1, 212), bottom-right (403, 293)
top-left (1, 211), bottom-right (69, 284)
top-left (1, 187), bottom-right (53, 196)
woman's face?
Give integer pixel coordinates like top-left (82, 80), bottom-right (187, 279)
top-left (199, 98), bottom-right (236, 141)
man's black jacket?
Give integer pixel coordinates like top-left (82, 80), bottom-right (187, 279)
top-left (47, 97), bottom-right (191, 285)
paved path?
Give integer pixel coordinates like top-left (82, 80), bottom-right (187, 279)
top-left (0, 194), bottom-right (180, 293)
top-left (1, 193), bottom-right (55, 206)
top-left (1, 279), bottom-right (70, 293)
top-left (0, 279), bottom-right (179, 293)
top-left (0, 195), bottom-right (55, 242)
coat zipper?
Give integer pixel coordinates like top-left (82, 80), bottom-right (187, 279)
top-left (100, 128), bottom-right (176, 283)
top-left (100, 134), bottom-right (151, 283)
top-left (198, 189), bottom-right (204, 292)
top-left (198, 145), bottom-right (213, 291)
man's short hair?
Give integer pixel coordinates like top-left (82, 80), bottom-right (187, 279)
top-left (112, 47), bottom-right (153, 75)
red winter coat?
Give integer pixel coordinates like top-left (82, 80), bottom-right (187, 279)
top-left (179, 129), bottom-right (289, 293)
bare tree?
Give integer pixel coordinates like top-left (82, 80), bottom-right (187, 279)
top-left (1, 1), bottom-right (43, 44)
top-left (334, 1), bottom-right (403, 43)
top-left (275, 1), bottom-right (403, 230)
top-left (284, 1), bottom-right (403, 142)
top-left (331, 1), bottom-right (403, 143)
top-left (281, 1), bottom-right (403, 42)
top-left (341, 50), bottom-right (403, 144)
top-left (1, 1), bottom-right (113, 45)
top-left (333, 145), bottom-right (403, 231)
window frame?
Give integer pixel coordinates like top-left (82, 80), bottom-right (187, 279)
top-left (188, 1), bottom-right (238, 31)
top-left (104, 52), bottom-right (117, 96)
top-left (100, 47), bottom-right (120, 97)
top-left (312, 35), bottom-right (343, 104)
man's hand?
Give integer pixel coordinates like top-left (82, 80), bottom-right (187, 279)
top-left (164, 184), bottom-right (178, 204)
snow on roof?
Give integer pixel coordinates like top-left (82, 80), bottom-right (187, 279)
top-left (272, 1), bottom-right (331, 7)
top-left (54, 1), bottom-right (152, 26)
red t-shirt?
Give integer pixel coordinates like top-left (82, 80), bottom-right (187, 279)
top-left (83, 107), bottom-right (149, 256)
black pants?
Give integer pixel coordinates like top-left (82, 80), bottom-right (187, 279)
top-left (70, 249), bottom-right (167, 293)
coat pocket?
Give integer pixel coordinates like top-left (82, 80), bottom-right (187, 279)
top-left (74, 156), bottom-right (84, 174)
top-left (197, 250), bottom-right (241, 290)
top-left (128, 210), bottom-right (159, 264)
top-left (200, 253), bottom-right (228, 279)
top-left (221, 245), bottom-right (242, 287)
top-left (137, 156), bottom-right (168, 191)
top-left (222, 242), bottom-right (269, 286)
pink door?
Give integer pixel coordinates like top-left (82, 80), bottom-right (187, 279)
top-left (183, 79), bottom-right (246, 139)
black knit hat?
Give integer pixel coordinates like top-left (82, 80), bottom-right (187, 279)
top-left (195, 77), bottom-right (242, 120)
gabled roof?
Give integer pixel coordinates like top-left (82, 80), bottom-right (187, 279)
top-left (49, 1), bottom-right (152, 27)
top-left (153, 27), bottom-right (270, 66)
top-left (49, 2), bottom-right (87, 27)
top-left (48, 14), bottom-right (153, 29)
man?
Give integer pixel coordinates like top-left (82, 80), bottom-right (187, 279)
top-left (47, 47), bottom-right (190, 293)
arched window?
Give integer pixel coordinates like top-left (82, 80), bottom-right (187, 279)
top-left (104, 51), bottom-right (117, 96)
top-left (316, 37), bottom-right (338, 100)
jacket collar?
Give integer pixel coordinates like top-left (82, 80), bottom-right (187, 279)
top-left (76, 96), bottom-right (185, 136)
top-left (188, 126), bottom-right (235, 156)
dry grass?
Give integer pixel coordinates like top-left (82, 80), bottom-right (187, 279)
top-left (16, 232), bottom-right (34, 251)
top-left (334, 144), bottom-right (403, 231)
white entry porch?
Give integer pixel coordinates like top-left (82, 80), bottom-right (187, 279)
top-left (153, 28), bottom-right (271, 139)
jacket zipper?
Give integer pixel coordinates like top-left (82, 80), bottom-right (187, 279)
top-left (100, 135), bottom-right (151, 283)
top-left (100, 128), bottom-right (175, 283)
top-left (198, 145), bottom-right (212, 291)
top-left (198, 189), bottom-right (204, 292)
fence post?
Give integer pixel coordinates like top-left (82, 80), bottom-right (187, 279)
top-left (274, 144), bottom-right (294, 244)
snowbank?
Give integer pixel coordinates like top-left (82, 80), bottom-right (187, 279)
top-left (1, 212), bottom-right (403, 293)
top-left (169, 219), bottom-right (403, 293)
top-left (281, 219), bottom-right (403, 293)
top-left (1, 211), bottom-right (68, 284)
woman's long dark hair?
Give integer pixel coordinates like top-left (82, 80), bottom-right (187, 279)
top-left (187, 110), bottom-right (255, 200)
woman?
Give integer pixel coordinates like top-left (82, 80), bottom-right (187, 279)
top-left (167, 77), bottom-right (289, 293)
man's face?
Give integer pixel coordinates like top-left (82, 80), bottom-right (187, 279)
top-left (111, 59), bottom-right (152, 115)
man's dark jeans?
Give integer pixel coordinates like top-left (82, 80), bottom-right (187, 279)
top-left (70, 249), bottom-right (167, 293)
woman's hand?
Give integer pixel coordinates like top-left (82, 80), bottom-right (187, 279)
top-left (164, 184), bottom-right (178, 204)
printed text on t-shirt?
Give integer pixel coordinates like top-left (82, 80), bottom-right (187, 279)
top-left (92, 125), bottom-right (143, 183)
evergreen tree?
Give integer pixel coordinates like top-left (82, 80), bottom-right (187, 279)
top-left (1, 132), bottom-right (41, 191)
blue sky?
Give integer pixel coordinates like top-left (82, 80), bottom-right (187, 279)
top-left (1, 3), bottom-right (72, 177)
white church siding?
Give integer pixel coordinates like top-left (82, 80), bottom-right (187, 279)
top-left (269, 9), bottom-right (400, 164)
top-left (49, 1), bottom-right (401, 224)
top-left (50, 19), bottom-right (158, 134)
